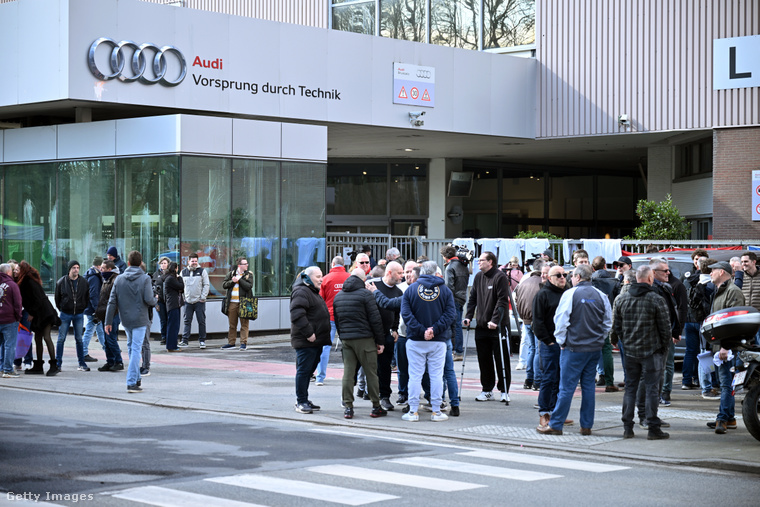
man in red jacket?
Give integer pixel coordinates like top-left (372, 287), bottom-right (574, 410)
top-left (316, 256), bottom-right (350, 385)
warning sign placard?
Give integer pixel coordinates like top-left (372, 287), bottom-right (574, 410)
top-left (393, 62), bottom-right (435, 108)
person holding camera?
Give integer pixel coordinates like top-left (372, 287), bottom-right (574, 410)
top-left (440, 246), bottom-right (469, 361)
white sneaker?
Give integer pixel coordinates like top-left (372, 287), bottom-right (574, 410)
top-left (516, 363), bottom-right (526, 370)
top-left (500, 393), bottom-right (510, 403)
top-left (402, 411), bottom-right (419, 422)
top-left (315, 381), bottom-right (324, 386)
top-left (431, 412), bottom-right (449, 422)
top-left (199, 341), bottom-right (206, 349)
top-left (475, 391), bottom-right (493, 402)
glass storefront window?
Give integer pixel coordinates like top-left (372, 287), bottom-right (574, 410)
top-left (231, 159), bottom-right (280, 296)
top-left (483, 0), bottom-right (536, 49)
top-left (57, 160), bottom-right (116, 280)
top-left (502, 170), bottom-right (544, 219)
top-left (332, 1), bottom-right (376, 35)
top-left (2, 163), bottom-right (57, 291)
top-left (381, 0), bottom-right (426, 42)
top-left (281, 162), bottom-right (327, 294)
top-left (116, 157), bottom-right (180, 274)
top-left (180, 157), bottom-right (231, 297)
top-left (431, 0), bottom-right (480, 50)
top-left (549, 175), bottom-right (593, 220)
top-left (327, 163), bottom-right (387, 215)
top-left (391, 163), bottom-right (428, 215)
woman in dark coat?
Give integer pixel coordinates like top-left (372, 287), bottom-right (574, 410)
top-left (16, 261), bottom-right (60, 375)
top-left (163, 262), bottom-right (184, 352)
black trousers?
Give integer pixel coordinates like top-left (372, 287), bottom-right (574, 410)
top-left (475, 329), bottom-right (511, 393)
top-left (377, 334), bottom-right (395, 399)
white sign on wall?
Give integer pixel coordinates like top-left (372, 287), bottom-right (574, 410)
top-left (714, 35), bottom-right (760, 90)
top-left (752, 170), bottom-right (760, 221)
top-left (393, 62), bottom-right (435, 108)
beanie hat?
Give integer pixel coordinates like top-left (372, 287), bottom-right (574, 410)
top-left (67, 260), bottom-right (80, 272)
top-left (107, 246), bottom-right (118, 257)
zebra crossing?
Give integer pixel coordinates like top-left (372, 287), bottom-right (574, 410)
top-left (106, 447), bottom-right (630, 506)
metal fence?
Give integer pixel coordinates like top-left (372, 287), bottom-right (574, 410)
top-left (327, 234), bottom-right (760, 268)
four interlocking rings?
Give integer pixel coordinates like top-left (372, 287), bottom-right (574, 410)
top-left (416, 70), bottom-right (431, 79)
top-left (88, 38), bottom-right (187, 87)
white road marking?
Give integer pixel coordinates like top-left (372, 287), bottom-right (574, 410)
top-left (389, 457), bottom-right (562, 481)
top-left (206, 474), bottom-right (398, 505)
top-left (459, 449), bottom-right (630, 472)
top-left (308, 464), bottom-right (485, 492)
top-left (111, 486), bottom-right (266, 507)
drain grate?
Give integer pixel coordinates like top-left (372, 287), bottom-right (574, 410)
top-left (455, 425), bottom-right (620, 444)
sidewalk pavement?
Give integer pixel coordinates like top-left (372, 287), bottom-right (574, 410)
top-left (4, 334), bottom-right (759, 475)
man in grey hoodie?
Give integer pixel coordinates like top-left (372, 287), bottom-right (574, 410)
top-left (105, 251), bottom-right (157, 393)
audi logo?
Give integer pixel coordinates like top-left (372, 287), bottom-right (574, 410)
top-left (416, 70), bottom-right (431, 79)
top-left (88, 38), bottom-right (187, 87)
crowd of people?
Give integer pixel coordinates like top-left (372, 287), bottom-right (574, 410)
top-left (1, 244), bottom-right (755, 437)
top-left (288, 245), bottom-right (755, 439)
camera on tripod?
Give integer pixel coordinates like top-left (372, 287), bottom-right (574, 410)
top-left (450, 244), bottom-right (474, 265)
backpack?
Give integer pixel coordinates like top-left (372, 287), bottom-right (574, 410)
top-left (96, 275), bottom-right (117, 322)
top-left (687, 282), bottom-right (711, 323)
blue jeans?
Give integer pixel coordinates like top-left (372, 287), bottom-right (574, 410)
top-left (166, 308), bottom-right (180, 350)
top-left (56, 312), bottom-right (86, 369)
top-left (182, 301), bottom-right (206, 342)
top-left (442, 339), bottom-right (460, 407)
top-left (157, 301), bottom-right (168, 341)
top-left (104, 314), bottom-right (123, 366)
top-left (662, 340), bottom-right (675, 395)
top-left (295, 346), bottom-right (321, 404)
top-left (451, 304), bottom-right (464, 354)
top-left (315, 321), bottom-right (334, 383)
top-left (681, 322), bottom-right (700, 386)
top-left (0, 322), bottom-right (19, 373)
top-left (538, 342), bottom-right (561, 415)
top-left (622, 351), bottom-right (665, 429)
top-left (396, 335), bottom-right (409, 396)
top-left (83, 314), bottom-right (104, 356)
top-left (717, 359), bottom-right (735, 422)
top-left (124, 326), bottom-right (146, 387)
top-left (523, 324), bottom-right (539, 383)
top-left (549, 348), bottom-right (601, 431)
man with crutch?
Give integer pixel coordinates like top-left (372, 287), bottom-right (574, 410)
top-left (463, 251), bottom-right (512, 404)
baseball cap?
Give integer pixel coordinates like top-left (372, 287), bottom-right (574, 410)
top-left (612, 256), bottom-right (632, 267)
top-left (709, 260), bottom-right (732, 273)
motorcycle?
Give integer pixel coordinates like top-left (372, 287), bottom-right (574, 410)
top-left (701, 306), bottom-right (760, 442)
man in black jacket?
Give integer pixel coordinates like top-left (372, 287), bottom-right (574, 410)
top-left (372, 262), bottom-right (404, 411)
top-left (334, 269), bottom-right (387, 419)
top-left (54, 260), bottom-right (91, 372)
top-left (463, 251), bottom-right (511, 404)
top-left (441, 246), bottom-right (469, 360)
top-left (591, 256), bottom-right (621, 392)
top-left (649, 258), bottom-right (683, 407)
top-left (290, 266), bottom-right (331, 414)
top-left (532, 265), bottom-right (568, 429)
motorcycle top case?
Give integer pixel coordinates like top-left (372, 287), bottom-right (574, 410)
top-left (700, 306), bottom-right (760, 348)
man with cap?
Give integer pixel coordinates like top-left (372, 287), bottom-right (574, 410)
top-left (54, 260), bottom-right (91, 372)
top-left (613, 256), bottom-right (632, 282)
top-left (707, 260), bottom-right (745, 434)
top-left (106, 247), bottom-right (127, 274)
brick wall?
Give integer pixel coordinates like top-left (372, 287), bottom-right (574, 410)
top-left (713, 127), bottom-right (760, 239)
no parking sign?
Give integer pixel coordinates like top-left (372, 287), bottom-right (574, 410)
top-left (753, 170), bottom-right (760, 221)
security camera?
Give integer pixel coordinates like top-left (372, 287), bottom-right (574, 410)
top-left (618, 114), bottom-right (630, 126)
top-left (409, 111), bottom-right (425, 127)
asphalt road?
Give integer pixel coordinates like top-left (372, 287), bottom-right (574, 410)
top-left (2, 389), bottom-right (759, 506)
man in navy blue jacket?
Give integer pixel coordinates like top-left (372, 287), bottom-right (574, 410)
top-left (400, 261), bottom-right (456, 422)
